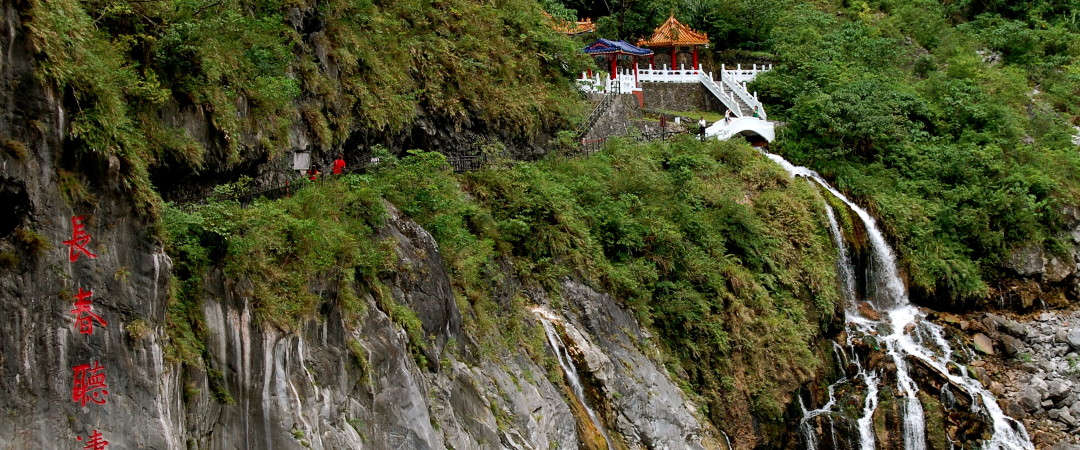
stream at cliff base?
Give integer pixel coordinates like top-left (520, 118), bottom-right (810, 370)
top-left (764, 152), bottom-right (1034, 450)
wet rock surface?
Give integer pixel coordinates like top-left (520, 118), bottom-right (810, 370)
top-left (559, 280), bottom-right (717, 449)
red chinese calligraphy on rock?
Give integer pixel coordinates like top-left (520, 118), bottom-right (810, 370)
top-left (63, 215), bottom-right (97, 262)
top-left (70, 287), bottom-right (107, 335)
top-left (71, 361), bottom-right (108, 407)
top-left (76, 430), bottom-right (109, 450)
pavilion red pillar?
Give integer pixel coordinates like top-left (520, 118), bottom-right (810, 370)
top-left (671, 46), bottom-right (677, 70)
top-left (610, 54), bottom-right (617, 79)
top-left (649, 54), bottom-right (655, 68)
top-left (692, 46), bottom-right (699, 71)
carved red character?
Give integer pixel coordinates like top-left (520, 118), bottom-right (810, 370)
top-left (71, 361), bottom-right (108, 407)
top-left (70, 287), bottom-right (107, 335)
top-left (76, 430), bottom-right (108, 450)
top-left (63, 215), bottom-right (97, 262)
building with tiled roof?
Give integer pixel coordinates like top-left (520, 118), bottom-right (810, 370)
top-left (543, 12), bottom-right (597, 36)
top-left (637, 15), bottom-right (710, 70)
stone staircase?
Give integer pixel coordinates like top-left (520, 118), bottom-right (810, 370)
top-left (578, 93), bottom-right (618, 139)
top-left (720, 84), bottom-right (753, 117)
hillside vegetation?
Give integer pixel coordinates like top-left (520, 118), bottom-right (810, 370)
top-left (758, 0), bottom-right (1080, 307)
top-left (552, 0), bottom-right (1080, 306)
top-left (28, 0), bottom-right (1080, 438)
top-left (164, 138), bottom-right (843, 432)
top-left (31, 0), bottom-right (1080, 307)
top-left (26, 0), bottom-right (589, 215)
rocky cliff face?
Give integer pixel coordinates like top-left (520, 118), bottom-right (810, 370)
top-left (1, 156), bottom-right (726, 450)
top-left (0, 5), bottom-right (724, 447)
top-left (999, 206), bottom-right (1080, 311)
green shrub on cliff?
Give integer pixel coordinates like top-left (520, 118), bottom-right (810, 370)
top-left (163, 138), bottom-right (842, 423)
top-left (460, 137), bottom-right (841, 422)
top-left (25, 0), bottom-right (589, 215)
top-left (747, 0), bottom-right (1080, 305)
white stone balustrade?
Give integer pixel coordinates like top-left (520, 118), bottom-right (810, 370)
top-left (576, 62), bottom-right (775, 141)
top-left (578, 64), bottom-right (769, 117)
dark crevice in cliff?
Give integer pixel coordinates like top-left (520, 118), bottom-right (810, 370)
top-left (0, 178), bottom-right (29, 236)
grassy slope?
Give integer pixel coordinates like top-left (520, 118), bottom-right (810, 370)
top-left (164, 138), bottom-right (843, 437)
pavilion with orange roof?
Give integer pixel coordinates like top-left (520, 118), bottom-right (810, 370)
top-left (543, 12), bottom-right (597, 36)
top-left (637, 15), bottom-right (709, 71)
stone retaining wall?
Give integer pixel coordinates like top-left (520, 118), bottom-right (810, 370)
top-left (582, 94), bottom-right (642, 143)
top-left (640, 82), bottom-right (727, 113)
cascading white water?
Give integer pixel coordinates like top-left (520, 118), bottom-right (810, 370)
top-left (764, 153), bottom-right (907, 309)
top-left (825, 207), bottom-right (858, 310)
top-left (533, 307), bottom-right (613, 449)
top-left (765, 151), bottom-right (1034, 450)
top-left (856, 368), bottom-right (880, 450)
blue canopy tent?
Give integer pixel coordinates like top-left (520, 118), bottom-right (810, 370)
top-left (583, 39), bottom-right (653, 80)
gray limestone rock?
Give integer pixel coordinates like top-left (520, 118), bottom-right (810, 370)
top-left (1006, 244), bottom-right (1047, 277)
top-left (378, 201), bottom-right (463, 372)
top-left (1049, 380), bottom-right (1072, 400)
top-left (1046, 257), bottom-right (1073, 283)
top-left (1004, 319), bottom-right (1028, 338)
top-left (1020, 387), bottom-right (1043, 412)
top-left (1053, 408), bottom-right (1080, 428)
top-left (559, 280), bottom-right (717, 449)
top-left (1001, 334), bottom-right (1025, 356)
top-left (974, 333), bottom-right (995, 355)
top-left (1006, 399), bottom-right (1029, 419)
top-left (1031, 376), bottom-right (1048, 393)
top-left (1067, 329), bottom-right (1080, 352)
top-left (984, 314), bottom-right (1007, 334)
top-left (1059, 393), bottom-right (1078, 409)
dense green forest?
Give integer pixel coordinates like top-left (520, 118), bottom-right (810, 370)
top-left (548, 0), bottom-right (1080, 306)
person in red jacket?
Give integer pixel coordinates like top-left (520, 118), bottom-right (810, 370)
top-left (307, 163), bottom-right (320, 181)
top-left (332, 155), bottom-right (346, 175)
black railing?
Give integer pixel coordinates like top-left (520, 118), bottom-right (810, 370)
top-left (579, 93), bottom-right (617, 139)
top-left (234, 182), bottom-right (295, 206)
top-left (445, 155), bottom-right (487, 173)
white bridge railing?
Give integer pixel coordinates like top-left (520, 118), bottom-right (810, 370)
top-left (576, 63), bottom-right (771, 120)
top-left (577, 73), bottom-right (640, 95)
top-left (705, 116), bottom-right (776, 142)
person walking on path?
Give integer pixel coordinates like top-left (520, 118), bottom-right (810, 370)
top-left (307, 163), bottom-right (321, 181)
top-left (698, 117), bottom-right (707, 140)
top-left (332, 155), bottom-right (346, 175)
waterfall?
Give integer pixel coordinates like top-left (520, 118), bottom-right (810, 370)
top-left (856, 367), bottom-right (880, 450)
top-left (766, 151), bottom-right (1034, 450)
top-left (533, 307), bottom-right (613, 449)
